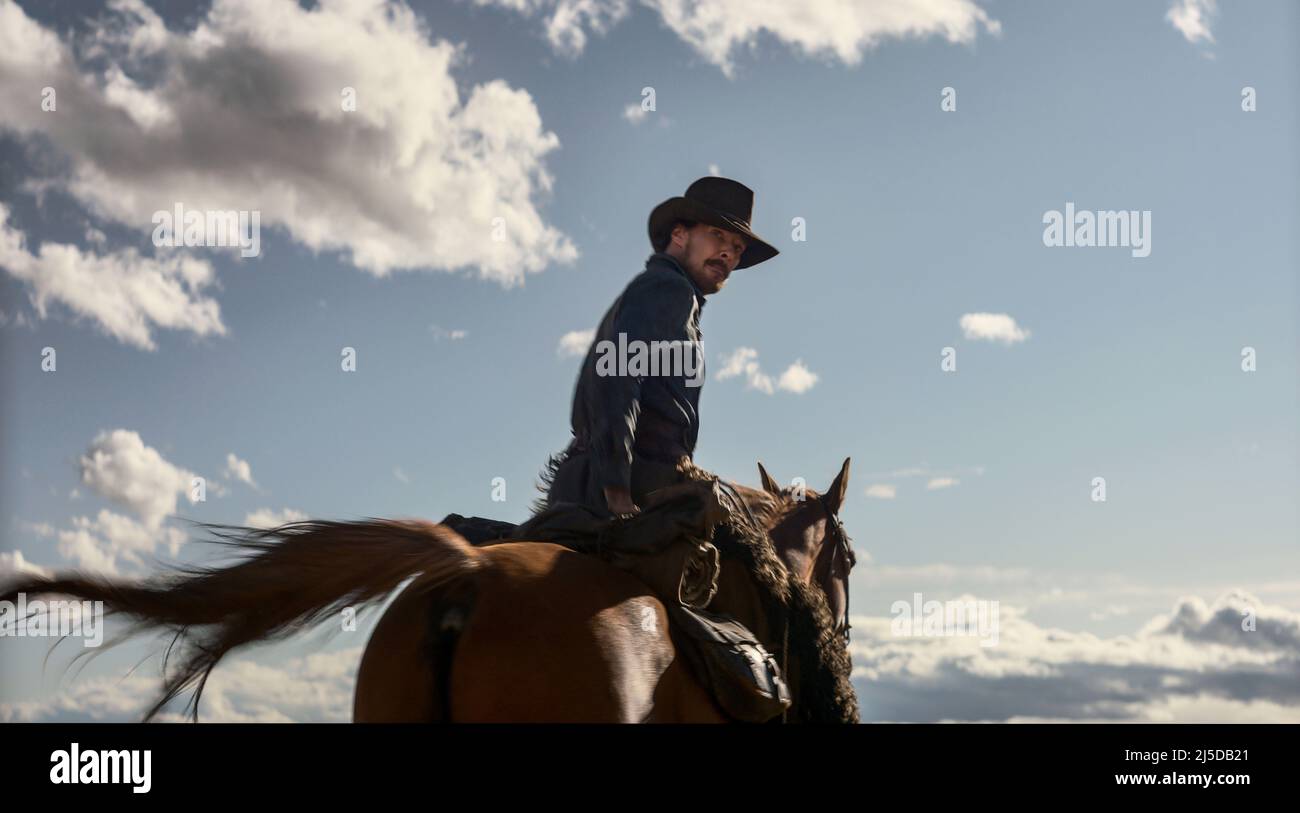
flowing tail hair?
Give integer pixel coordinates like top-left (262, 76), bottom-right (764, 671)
top-left (0, 517), bottom-right (482, 722)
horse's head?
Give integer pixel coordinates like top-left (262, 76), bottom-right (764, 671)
top-left (756, 457), bottom-right (857, 643)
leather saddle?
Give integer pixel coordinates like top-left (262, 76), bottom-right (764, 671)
top-left (442, 480), bottom-right (791, 722)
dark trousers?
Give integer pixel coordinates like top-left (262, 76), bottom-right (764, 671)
top-left (545, 446), bottom-right (687, 516)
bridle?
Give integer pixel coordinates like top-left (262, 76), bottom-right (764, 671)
top-left (817, 492), bottom-right (856, 646)
top-left (714, 480), bottom-right (856, 722)
top-left (716, 481), bottom-right (856, 646)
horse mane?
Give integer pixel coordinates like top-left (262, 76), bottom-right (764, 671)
top-left (678, 465), bottom-right (859, 724)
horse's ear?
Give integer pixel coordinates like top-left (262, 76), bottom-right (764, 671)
top-left (757, 461), bottom-right (781, 494)
top-left (824, 457), bottom-right (851, 514)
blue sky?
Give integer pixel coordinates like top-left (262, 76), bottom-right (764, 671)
top-left (1, 0), bottom-right (1297, 722)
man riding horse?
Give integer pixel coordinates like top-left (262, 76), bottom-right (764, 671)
top-left (529, 177), bottom-right (795, 719)
top-left (443, 177), bottom-right (804, 719)
top-left (543, 176), bottom-right (779, 515)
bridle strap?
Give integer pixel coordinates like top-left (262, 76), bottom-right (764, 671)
top-left (817, 493), bottom-right (854, 646)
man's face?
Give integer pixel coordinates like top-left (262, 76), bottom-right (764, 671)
top-left (670, 223), bottom-right (747, 295)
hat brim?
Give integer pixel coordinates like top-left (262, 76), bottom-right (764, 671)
top-left (648, 197), bottom-right (779, 269)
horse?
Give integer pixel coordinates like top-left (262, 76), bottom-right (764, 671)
top-left (0, 459), bottom-right (859, 723)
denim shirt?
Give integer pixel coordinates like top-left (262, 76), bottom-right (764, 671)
top-left (569, 252), bottom-right (707, 490)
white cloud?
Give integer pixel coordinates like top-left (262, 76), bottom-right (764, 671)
top-left (1166, 0), bottom-right (1216, 45)
top-left (22, 521), bottom-right (56, 539)
top-left (776, 359), bottom-right (819, 393)
top-left (480, 0), bottom-right (999, 76)
top-left (476, 0), bottom-right (632, 55)
top-left (243, 508), bottom-right (308, 530)
top-left (0, 647), bottom-right (360, 723)
top-left (36, 432), bottom-right (193, 568)
top-left (623, 103), bottom-right (649, 124)
top-left (393, 467), bottom-right (410, 484)
top-left (864, 484), bottom-right (896, 500)
top-left (0, 550), bottom-right (51, 579)
top-left (707, 163), bottom-right (721, 176)
top-left (56, 509), bottom-right (187, 575)
top-left (430, 325), bottom-right (468, 341)
top-left (925, 476), bottom-right (959, 490)
top-left (223, 453), bottom-right (257, 489)
top-left (0, 674), bottom-right (163, 723)
top-left (78, 429), bottom-right (197, 529)
top-left (959, 312), bottom-right (1029, 345)
top-left (717, 347), bottom-right (817, 395)
top-left (557, 328), bottom-right (595, 358)
top-left (716, 347), bottom-right (773, 394)
top-left (0, 205), bottom-right (225, 352)
top-left (852, 590), bottom-right (1300, 721)
top-left (0, 0), bottom-right (577, 294)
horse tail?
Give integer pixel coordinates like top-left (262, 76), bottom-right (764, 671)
top-left (0, 517), bottom-right (482, 721)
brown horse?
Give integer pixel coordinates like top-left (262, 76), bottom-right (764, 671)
top-left (0, 460), bottom-right (858, 723)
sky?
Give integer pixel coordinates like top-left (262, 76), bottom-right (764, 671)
top-left (0, 0), bottom-right (1297, 722)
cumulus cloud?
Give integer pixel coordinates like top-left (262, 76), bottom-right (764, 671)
top-left (0, 0), bottom-right (576, 298)
top-left (0, 647), bottom-right (360, 722)
top-left (476, 0), bottom-right (632, 55)
top-left (925, 476), bottom-right (959, 490)
top-left (222, 453), bottom-right (257, 489)
top-left (1166, 0), bottom-right (1216, 45)
top-left (1143, 590), bottom-right (1299, 653)
top-left (716, 347), bottom-right (773, 393)
top-left (26, 428), bottom-right (203, 574)
top-left (243, 507), bottom-right (308, 530)
top-left (557, 328), bottom-right (595, 358)
top-left (864, 484), bottom-right (896, 500)
top-left (776, 359), bottom-right (818, 393)
top-left (55, 509), bottom-right (187, 575)
top-left (78, 429), bottom-right (196, 529)
top-left (852, 590), bottom-right (1300, 722)
top-left (0, 205), bottom-right (225, 352)
top-left (959, 312), bottom-right (1029, 344)
top-left (716, 347), bottom-right (818, 394)
top-left (479, 0), bottom-right (999, 76)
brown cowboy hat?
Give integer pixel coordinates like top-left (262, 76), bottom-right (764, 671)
top-left (647, 177), bottom-right (779, 269)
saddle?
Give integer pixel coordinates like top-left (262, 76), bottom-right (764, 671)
top-left (442, 480), bottom-right (791, 722)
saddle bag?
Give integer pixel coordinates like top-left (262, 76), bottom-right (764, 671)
top-left (667, 603), bottom-right (791, 723)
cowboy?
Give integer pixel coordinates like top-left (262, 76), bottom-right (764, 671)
top-left (543, 177), bottom-right (779, 514)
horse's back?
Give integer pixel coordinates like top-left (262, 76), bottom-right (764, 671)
top-left (450, 541), bottom-right (722, 722)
